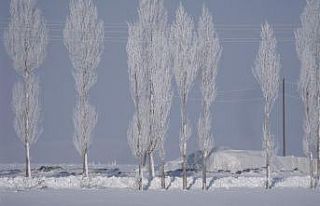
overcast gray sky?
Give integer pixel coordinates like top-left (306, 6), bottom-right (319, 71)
top-left (0, 0), bottom-right (305, 164)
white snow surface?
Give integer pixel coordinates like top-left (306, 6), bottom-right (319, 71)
top-left (0, 150), bottom-right (319, 206)
top-left (208, 150), bottom-right (308, 173)
top-left (171, 149), bottom-right (309, 173)
top-left (1, 189), bottom-right (320, 206)
top-left (0, 150), bottom-right (313, 191)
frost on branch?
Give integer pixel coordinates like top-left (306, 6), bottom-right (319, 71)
top-left (73, 100), bottom-right (97, 157)
top-left (4, 0), bottom-right (48, 178)
top-left (252, 22), bottom-right (280, 189)
top-left (4, 0), bottom-right (48, 76)
top-left (12, 75), bottom-right (42, 147)
top-left (63, 0), bottom-right (104, 177)
top-left (127, 0), bottom-right (172, 187)
top-left (197, 6), bottom-right (222, 190)
top-left (295, 0), bottom-right (320, 188)
top-left (170, 3), bottom-right (198, 190)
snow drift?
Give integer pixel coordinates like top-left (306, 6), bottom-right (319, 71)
top-left (0, 149), bottom-right (311, 191)
top-left (166, 149), bottom-right (308, 174)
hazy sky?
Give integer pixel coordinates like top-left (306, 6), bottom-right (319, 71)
top-left (0, 0), bottom-right (306, 164)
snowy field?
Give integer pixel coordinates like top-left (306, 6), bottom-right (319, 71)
top-left (0, 150), bottom-right (319, 205)
top-left (1, 189), bottom-right (320, 206)
top-left (0, 150), bottom-right (313, 190)
top-left (0, 165), bottom-right (313, 191)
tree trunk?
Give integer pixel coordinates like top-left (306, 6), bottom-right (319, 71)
top-left (182, 149), bottom-right (187, 190)
top-left (309, 153), bottom-right (314, 189)
top-left (25, 142), bottom-right (31, 178)
top-left (181, 97), bottom-right (187, 190)
top-left (147, 152), bottom-right (155, 180)
top-left (83, 150), bottom-right (89, 177)
top-left (138, 161), bottom-right (143, 191)
top-left (264, 111), bottom-right (271, 189)
top-left (160, 160), bottom-right (166, 190)
top-left (266, 154), bottom-right (270, 189)
top-left (25, 72), bottom-right (31, 178)
top-left (317, 123), bottom-right (320, 188)
top-left (202, 152), bottom-right (207, 190)
top-left (317, 52), bottom-right (320, 188)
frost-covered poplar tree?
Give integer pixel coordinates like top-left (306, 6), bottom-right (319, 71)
top-left (252, 22), bottom-right (280, 189)
top-left (127, 21), bottom-right (150, 190)
top-left (295, 0), bottom-right (320, 188)
top-left (170, 3), bottom-right (198, 190)
top-left (297, 47), bottom-right (317, 188)
top-left (64, 0), bottom-right (104, 177)
top-left (127, 0), bottom-right (172, 189)
top-left (137, 0), bottom-right (169, 180)
top-left (197, 6), bottom-right (222, 191)
top-left (153, 31), bottom-right (173, 190)
top-left (4, 0), bottom-right (48, 178)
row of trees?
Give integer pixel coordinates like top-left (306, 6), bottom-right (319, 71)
top-left (4, 0), bottom-right (104, 178)
top-left (4, 0), bottom-right (48, 178)
top-left (126, 0), bottom-right (223, 190)
top-left (126, 0), bottom-right (320, 191)
top-left (296, 0), bottom-right (320, 189)
top-left (2, 0), bottom-right (319, 191)
top-left (126, 0), bottom-right (280, 190)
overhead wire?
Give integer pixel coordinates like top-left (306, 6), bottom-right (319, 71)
top-left (0, 19), bottom-right (301, 98)
top-left (0, 21), bottom-right (300, 43)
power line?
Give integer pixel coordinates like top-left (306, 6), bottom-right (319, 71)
top-left (0, 22), bottom-right (301, 29)
top-left (217, 87), bottom-right (260, 94)
top-left (215, 97), bottom-right (264, 103)
top-left (0, 21), bottom-right (297, 44)
top-left (41, 38), bottom-right (295, 44)
top-left (285, 94), bottom-right (300, 100)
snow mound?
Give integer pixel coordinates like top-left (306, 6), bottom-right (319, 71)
top-left (177, 149), bottom-right (309, 173)
top-left (210, 150), bottom-right (308, 173)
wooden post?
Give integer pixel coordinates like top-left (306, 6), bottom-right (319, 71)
top-left (282, 78), bottom-right (286, 156)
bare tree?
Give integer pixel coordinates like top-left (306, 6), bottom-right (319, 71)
top-left (63, 0), bottom-right (104, 177)
top-left (197, 6), bottom-right (222, 191)
top-left (252, 22), bottom-right (280, 189)
top-left (152, 31), bottom-right (173, 190)
top-left (4, 0), bottom-right (48, 178)
top-left (127, 0), bottom-right (172, 189)
top-left (127, 112), bottom-right (149, 190)
top-left (127, 19), bottom-right (148, 190)
top-left (297, 44), bottom-right (317, 188)
top-left (295, 0), bottom-right (320, 188)
top-left (139, 0), bottom-right (169, 180)
top-left (170, 3), bottom-right (198, 190)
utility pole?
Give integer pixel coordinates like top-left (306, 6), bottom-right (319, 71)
top-left (282, 78), bottom-right (286, 156)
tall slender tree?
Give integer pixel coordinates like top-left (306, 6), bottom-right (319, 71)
top-left (252, 22), bottom-right (280, 189)
top-left (297, 46), bottom-right (317, 188)
top-left (127, 0), bottom-right (172, 190)
top-left (197, 6), bottom-right (222, 191)
top-left (127, 21), bottom-right (150, 190)
top-left (295, 0), bottom-right (320, 188)
top-left (152, 30), bottom-right (173, 190)
top-left (4, 0), bottom-right (48, 178)
top-left (138, 0), bottom-right (169, 180)
top-left (63, 0), bottom-right (104, 177)
top-left (170, 3), bottom-right (198, 190)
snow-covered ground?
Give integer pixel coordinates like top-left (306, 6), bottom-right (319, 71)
top-left (0, 166), bottom-right (312, 191)
top-left (0, 172), bottom-right (312, 191)
top-left (0, 150), bottom-right (313, 191)
top-left (0, 150), bottom-right (319, 205)
top-left (1, 189), bottom-right (320, 206)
